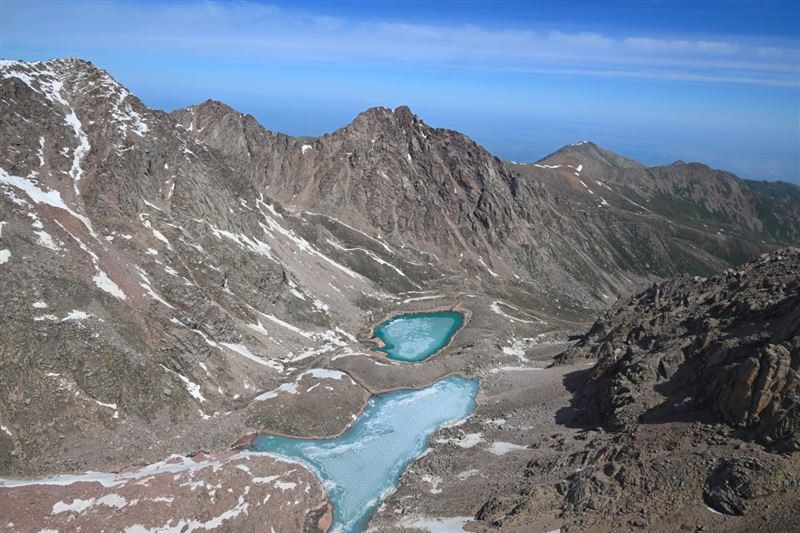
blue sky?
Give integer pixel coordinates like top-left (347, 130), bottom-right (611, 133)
top-left (2, 0), bottom-right (799, 182)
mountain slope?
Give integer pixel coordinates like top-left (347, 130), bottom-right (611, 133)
top-left (532, 141), bottom-right (800, 245)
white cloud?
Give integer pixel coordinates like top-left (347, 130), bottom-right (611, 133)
top-left (3, 0), bottom-right (798, 88)
top-left (624, 37), bottom-right (740, 55)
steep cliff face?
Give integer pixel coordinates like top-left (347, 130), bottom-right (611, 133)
top-left (559, 248), bottom-right (799, 452)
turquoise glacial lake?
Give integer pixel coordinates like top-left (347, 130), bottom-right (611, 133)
top-left (252, 375), bottom-right (478, 533)
top-left (373, 311), bottom-right (464, 362)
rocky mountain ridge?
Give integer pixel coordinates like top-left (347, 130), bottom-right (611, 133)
top-left (559, 247), bottom-right (799, 451)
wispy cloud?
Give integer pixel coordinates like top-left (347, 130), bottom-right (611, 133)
top-left (3, 0), bottom-right (798, 88)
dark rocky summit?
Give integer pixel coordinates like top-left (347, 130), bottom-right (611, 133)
top-left (487, 248), bottom-right (800, 530)
top-left (1, 58), bottom-right (799, 531)
top-left (559, 248), bottom-right (799, 452)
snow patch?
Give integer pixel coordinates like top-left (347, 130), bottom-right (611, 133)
top-left (302, 368), bottom-right (345, 380)
top-left (0, 168), bottom-right (95, 236)
top-left (487, 441), bottom-right (528, 455)
top-left (221, 343), bottom-right (284, 372)
top-left (399, 516), bottom-right (474, 533)
top-left (326, 238), bottom-right (412, 281)
top-left (436, 432), bottom-right (483, 448)
top-left (35, 229), bottom-right (60, 251)
top-left (62, 310), bottom-right (90, 321)
top-left (489, 301), bottom-right (542, 324)
top-left (93, 270), bottom-right (127, 300)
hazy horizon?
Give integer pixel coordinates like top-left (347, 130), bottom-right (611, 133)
top-left (2, 0), bottom-right (798, 183)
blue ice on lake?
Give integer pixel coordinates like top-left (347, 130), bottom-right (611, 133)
top-left (373, 311), bottom-right (463, 362)
top-left (253, 375), bottom-right (478, 533)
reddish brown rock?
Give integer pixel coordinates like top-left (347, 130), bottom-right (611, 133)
top-left (0, 451), bottom-right (329, 532)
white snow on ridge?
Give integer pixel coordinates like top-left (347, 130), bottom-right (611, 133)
top-left (399, 516), bottom-right (474, 533)
top-left (259, 312), bottom-right (313, 339)
top-left (478, 256), bottom-right (499, 278)
top-left (304, 211), bottom-right (397, 255)
top-left (35, 229), bottom-right (60, 251)
top-left (325, 238), bottom-right (413, 281)
top-left (0, 249), bottom-right (9, 264)
top-left (64, 107), bottom-right (90, 195)
top-left (0, 450), bottom-right (304, 489)
top-left (502, 339), bottom-right (527, 360)
top-left (435, 432), bottom-right (484, 449)
top-left (98, 72), bottom-right (150, 137)
top-left (254, 382), bottom-right (299, 401)
top-left (37, 136), bottom-right (46, 168)
top-left (256, 199), bottom-right (361, 279)
top-left (301, 144), bottom-right (313, 154)
top-left (136, 268), bottom-right (174, 309)
top-left (0, 168), bottom-right (95, 236)
top-left (140, 217), bottom-right (172, 250)
top-left (488, 365), bottom-right (543, 373)
top-left (3, 62), bottom-right (90, 195)
top-left (203, 220), bottom-right (271, 258)
top-left (254, 368), bottom-right (346, 401)
top-left (58, 225), bottom-right (126, 300)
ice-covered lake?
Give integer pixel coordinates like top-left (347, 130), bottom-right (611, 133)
top-left (373, 311), bottom-right (463, 362)
top-left (253, 375), bottom-right (478, 533)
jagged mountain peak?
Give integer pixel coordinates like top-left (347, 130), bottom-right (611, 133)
top-left (190, 98), bottom-right (241, 114)
top-left (1, 57), bottom-right (123, 92)
top-left (339, 104), bottom-right (427, 138)
top-left (537, 140), bottom-right (645, 170)
top-left (1, 56), bottom-right (92, 71)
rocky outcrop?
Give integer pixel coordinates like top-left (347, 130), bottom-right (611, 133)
top-left (0, 451), bottom-right (331, 532)
top-left (558, 248), bottom-right (800, 451)
top-left (703, 456), bottom-right (795, 516)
